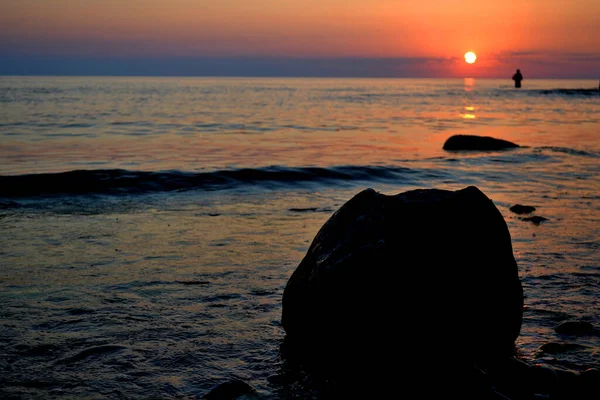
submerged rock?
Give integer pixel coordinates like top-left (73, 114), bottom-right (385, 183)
top-left (529, 364), bottom-right (560, 394)
top-left (490, 360), bottom-right (600, 400)
top-left (540, 342), bottom-right (586, 354)
top-left (281, 186), bottom-right (523, 394)
top-left (520, 216), bottom-right (549, 225)
top-left (202, 379), bottom-right (256, 400)
top-left (580, 368), bottom-right (600, 393)
top-left (555, 320), bottom-right (595, 336)
top-left (443, 135), bottom-right (519, 151)
top-left (510, 204), bottom-right (536, 215)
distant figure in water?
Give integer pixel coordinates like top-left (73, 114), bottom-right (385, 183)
top-left (512, 69), bottom-right (523, 88)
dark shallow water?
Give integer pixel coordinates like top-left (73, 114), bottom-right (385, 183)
top-left (1, 77), bottom-right (599, 398)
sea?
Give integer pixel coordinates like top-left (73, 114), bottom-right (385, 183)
top-left (0, 77), bottom-right (598, 399)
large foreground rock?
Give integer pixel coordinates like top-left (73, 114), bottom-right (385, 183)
top-left (281, 186), bottom-right (523, 394)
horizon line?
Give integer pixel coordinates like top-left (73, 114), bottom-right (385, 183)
top-left (1, 55), bottom-right (598, 80)
top-left (0, 74), bottom-right (598, 80)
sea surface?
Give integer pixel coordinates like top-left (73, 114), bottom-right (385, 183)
top-left (0, 77), bottom-right (599, 399)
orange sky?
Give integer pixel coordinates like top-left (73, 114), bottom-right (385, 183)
top-left (1, 0), bottom-right (599, 77)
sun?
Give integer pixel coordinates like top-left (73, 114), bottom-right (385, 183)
top-left (464, 51), bottom-right (477, 64)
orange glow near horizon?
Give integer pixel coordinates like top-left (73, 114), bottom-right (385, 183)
top-left (1, 0), bottom-right (599, 77)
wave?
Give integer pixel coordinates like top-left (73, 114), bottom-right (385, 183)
top-left (332, 87), bottom-right (600, 104)
top-left (1, 144), bottom-right (593, 200)
top-left (0, 165), bottom-right (433, 198)
top-left (537, 146), bottom-right (599, 158)
top-left (537, 88), bottom-right (600, 97)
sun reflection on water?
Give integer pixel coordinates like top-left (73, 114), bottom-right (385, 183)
top-left (461, 106), bottom-right (476, 119)
top-left (463, 77), bottom-right (475, 92)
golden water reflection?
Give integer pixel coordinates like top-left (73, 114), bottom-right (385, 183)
top-left (461, 106), bottom-right (476, 119)
top-left (461, 78), bottom-right (476, 119)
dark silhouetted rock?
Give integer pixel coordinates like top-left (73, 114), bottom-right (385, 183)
top-left (486, 358), bottom-right (598, 400)
top-left (520, 216), bottom-right (548, 225)
top-left (486, 357), bottom-right (535, 397)
top-left (540, 342), bottom-right (585, 354)
top-left (580, 368), bottom-right (600, 396)
top-left (528, 364), bottom-right (560, 394)
top-left (202, 379), bottom-right (256, 400)
top-left (175, 280), bottom-right (210, 286)
top-left (281, 186), bottom-right (523, 395)
top-left (510, 204), bottom-right (536, 215)
top-left (555, 320), bottom-right (595, 336)
top-left (443, 135), bottom-right (519, 151)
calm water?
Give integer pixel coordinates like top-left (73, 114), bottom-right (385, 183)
top-left (0, 77), bottom-right (599, 399)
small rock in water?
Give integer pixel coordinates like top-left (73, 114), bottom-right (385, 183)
top-left (540, 342), bottom-right (585, 354)
top-left (175, 280), bottom-right (210, 286)
top-left (581, 367), bottom-right (600, 380)
top-left (529, 364), bottom-right (559, 394)
top-left (520, 216), bottom-right (548, 225)
top-left (442, 135), bottom-right (519, 151)
top-left (580, 368), bottom-right (600, 392)
top-left (552, 366), bottom-right (581, 386)
top-left (202, 379), bottom-right (256, 400)
top-left (555, 320), bottom-right (595, 336)
top-left (288, 207), bottom-right (319, 213)
top-left (510, 204), bottom-right (536, 215)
